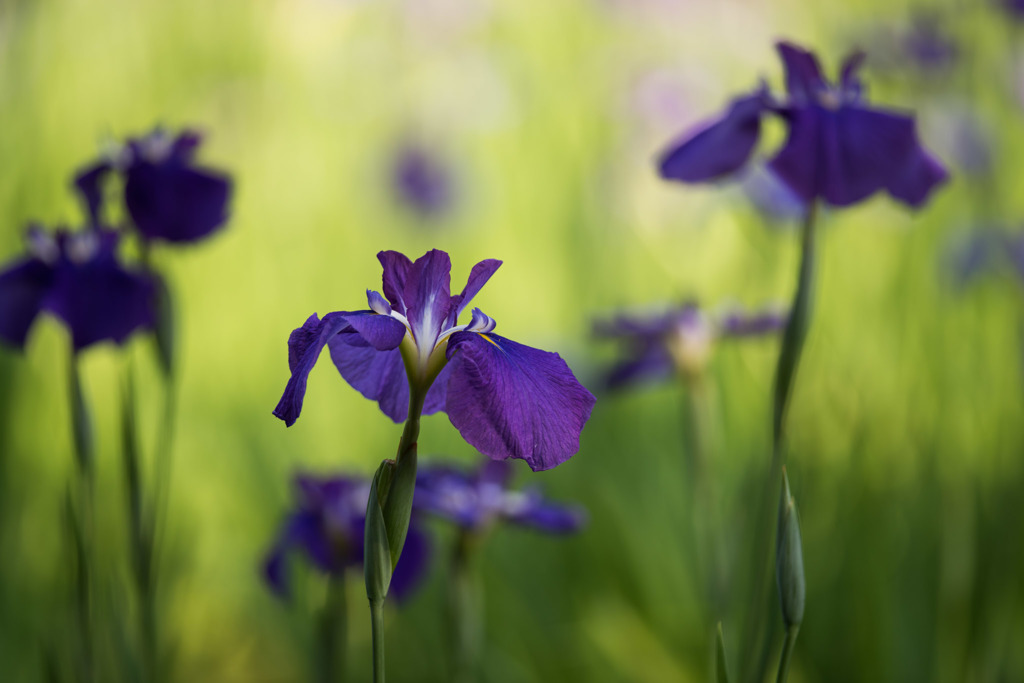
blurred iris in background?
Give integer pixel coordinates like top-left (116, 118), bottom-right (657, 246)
top-left (391, 142), bottom-right (456, 221)
top-left (947, 228), bottom-right (1024, 287)
top-left (263, 473), bottom-right (431, 602)
top-left (658, 41), bottom-right (949, 208)
top-left (416, 459), bottom-right (586, 534)
top-left (594, 302), bottom-right (786, 387)
top-left (0, 226), bottom-right (155, 351)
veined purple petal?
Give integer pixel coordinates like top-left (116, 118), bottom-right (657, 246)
top-left (777, 41), bottom-right (826, 102)
top-left (367, 290), bottom-right (392, 315)
top-left (452, 259), bottom-right (502, 319)
top-left (327, 340), bottom-right (451, 422)
top-left (274, 311), bottom-right (405, 426)
top-left (125, 161), bottom-right (231, 243)
top-left (465, 308), bottom-right (496, 333)
top-left (378, 251), bottom-right (414, 314)
top-left (444, 332), bottom-right (595, 471)
top-left (403, 249), bottom-right (452, 351)
top-left (658, 91), bottom-right (766, 183)
top-left (0, 258), bottom-right (53, 349)
top-left (73, 161), bottom-right (113, 227)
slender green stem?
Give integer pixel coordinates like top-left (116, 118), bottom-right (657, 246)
top-left (742, 203), bottom-right (819, 683)
top-left (67, 348), bottom-right (94, 683)
top-left (370, 598), bottom-right (386, 683)
top-left (318, 576), bottom-right (348, 683)
top-left (448, 530), bottom-right (482, 683)
top-left (775, 625), bottom-right (800, 683)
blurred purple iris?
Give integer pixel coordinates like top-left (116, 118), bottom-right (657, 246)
top-left (594, 302), bottom-right (787, 388)
top-left (263, 474), bottom-right (431, 601)
top-left (75, 129), bottom-right (232, 243)
top-left (658, 41), bottom-right (948, 208)
top-left (415, 460), bottom-right (586, 534)
top-left (947, 229), bottom-right (1024, 286)
top-left (391, 143), bottom-right (454, 220)
top-left (273, 249), bottom-right (596, 472)
top-left (1003, 0), bottom-right (1024, 20)
top-left (0, 226), bottom-right (155, 352)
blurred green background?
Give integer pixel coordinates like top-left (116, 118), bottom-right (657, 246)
top-left (2, 0), bottom-right (1023, 681)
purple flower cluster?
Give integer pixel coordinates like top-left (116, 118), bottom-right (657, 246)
top-left (263, 474), bottom-right (431, 601)
top-left (595, 302), bottom-right (787, 387)
top-left (658, 41), bottom-right (948, 208)
top-left (274, 249), bottom-right (596, 472)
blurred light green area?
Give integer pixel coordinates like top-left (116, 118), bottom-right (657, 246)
top-left (1, 0), bottom-right (1023, 681)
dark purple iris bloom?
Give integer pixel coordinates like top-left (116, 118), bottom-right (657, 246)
top-left (75, 129), bottom-right (232, 243)
top-left (415, 460), bottom-right (585, 534)
top-left (273, 249), bottom-right (596, 472)
top-left (391, 143), bottom-right (454, 220)
top-left (658, 41), bottom-right (948, 208)
top-left (263, 474), bottom-right (431, 601)
top-left (594, 302), bottom-right (786, 388)
top-left (0, 226), bottom-right (155, 352)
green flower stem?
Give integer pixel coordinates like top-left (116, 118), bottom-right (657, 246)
top-left (742, 202), bottom-right (819, 683)
top-left (775, 625), bottom-right (800, 683)
top-left (67, 347), bottom-right (94, 683)
top-left (317, 576), bottom-right (349, 683)
top-left (448, 530), bottom-right (482, 683)
top-left (370, 598), bottom-right (386, 683)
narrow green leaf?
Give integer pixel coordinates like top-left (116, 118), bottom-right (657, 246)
top-left (716, 622), bottom-right (731, 683)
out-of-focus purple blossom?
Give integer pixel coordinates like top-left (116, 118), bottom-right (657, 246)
top-left (74, 128), bottom-right (232, 244)
top-left (273, 250), bottom-right (596, 472)
top-left (898, 13), bottom-right (958, 72)
top-left (594, 302), bottom-right (787, 388)
top-left (658, 41), bottom-right (948, 209)
top-left (1002, 0), bottom-right (1024, 20)
top-left (415, 459), bottom-right (586, 534)
top-left (262, 474), bottom-right (431, 601)
top-left (391, 143), bottom-right (455, 220)
top-left (0, 226), bottom-right (155, 352)
top-left (740, 165), bottom-right (808, 223)
top-left (947, 229), bottom-right (1024, 286)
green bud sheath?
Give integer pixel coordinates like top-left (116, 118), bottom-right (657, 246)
top-left (365, 461), bottom-right (395, 603)
top-left (776, 468), bottom-right (805, 628)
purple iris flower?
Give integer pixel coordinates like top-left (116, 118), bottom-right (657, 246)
top-left (415, 459), bottom-right (586, 534)
top-left (594, 302), bottom-right (787, 388)
top-left (1002, 0), bottom-right (1024, 20)
top-left (0, 226), bottom-right (155, 352)
top-left (74, 129), bottom-right (232, 243)
top-left (263, 474), bottom-right (431, 601)
top-left (658, 41), bottom-right (948, 208)
top-left (273, 249), bottom-right (596, 472)
top-left (391, 143), bottom-right (454, 220)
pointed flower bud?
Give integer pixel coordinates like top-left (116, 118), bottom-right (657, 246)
top-left (776, 467), bottom-right (805, 628)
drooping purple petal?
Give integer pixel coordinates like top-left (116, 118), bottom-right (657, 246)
top-left (777, 41), bottom-right (826, 102)
top-left (884, 142), bottom-right (949, 208)
top-left (444, 332), bottom-right (596, 471)
top-left (73, 161), bottom-right (113, 227)
top-left (604, 344), bottom-right (675, 390)
top-left (124, 161), bottom-right (232, 243)
top-left (0, 258), bottom-right (54, 349)
top-left (378, 251), bottom-right (414, 314)
top-left (719, 307), bottom-right (788, 337)
top-left (403, 249), bottom-right (452, 350)
top-left (658, 91), bottom-right (766, 183)
top-left (273, 311), bottom-right (405, 426)
top-left (327, 340), bottom-right (451, 423)
top-left (508, 492), bottom-right (587, 534)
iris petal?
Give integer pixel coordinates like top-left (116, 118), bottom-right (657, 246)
top-left (509, 493), bottom-right (587, 534)
top-left (0, 258), bottom-right (54, 349)
top-left (274, 311), bottom-right (406, 426)
top-left (776, 41), bottom-right (827, 102)
top-left (73, 161), bottom-right (113, 227)
top-left (451, 259), bottom-right (502, 320)
top-left (658, 92), bottom-right (766, 183)
top-left (124, 161), bottom-right (231, 243)
top-left (377, 251), bottom-right (413, 314)
top-left (444, 332), bottom-right (595, 471)
top-left (885, 143), bottom-right (949, 208)
top-left (402, 249), bottom-right (452, 349)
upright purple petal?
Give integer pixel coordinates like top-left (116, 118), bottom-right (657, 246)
top-left (658, 92), bottom-right (766, 183)
top-left (73, 161), bottom-right (113, 227)
top-left (451, 259), bottom-right (502, 320)
top-left (378, 251), bottom-right (414, 314)
top-left (0, 258), bottom-right (53, 349)
top-left (839, 50), bottom-right (867, 100)
top-left (777, 42), bottom-right (826, 102)
top-left (444, 332), bottom-right (595, 471)
top-left (273, 311), bottom-right (405, 426)
top-left (124, 161), bottom-right (232, 243)
top-left (403, 249), bottom-right (452, 349)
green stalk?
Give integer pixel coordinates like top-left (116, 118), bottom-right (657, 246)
top-left (67, 347), bottom-right (94, 683)
top-left (317, 575), bottom-right (349, 683)
top-left (370, 598), bottom-right (386, 683)
top-left (742, 202), bottom-right (819, 683)
top-left (448, 530), bottom-right (482, 683)
top-left (775, 625), bottom-right (800, 683)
